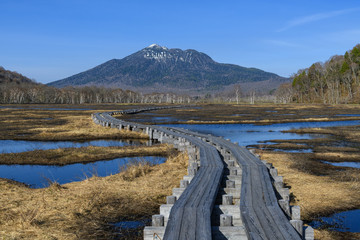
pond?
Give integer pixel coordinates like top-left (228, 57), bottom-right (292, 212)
top-left (164, 120), bottom-right (360, 147)
top-left (322, 161), bottom-right (360, 169)
top-left (0, 139), bottom-right (149, 154)
top-left (112, 219), bottom-right (151, 238)
top-left (309, 209), bottom-right (360, 232)
top-left (0, 156), bottom-right (165, 188)
top-left (112, 219), bottom-right (150, 230)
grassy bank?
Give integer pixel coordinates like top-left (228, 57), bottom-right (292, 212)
top-left (119, 103), bottom-right (360, 125)
top-left (259, 151), bottom-right (360, 240)
top-left (0, 151), bottom-right (188, 239)
top-left (0, 106), bottom-right (149, 141)
top-left (0, 144), bottom-right (172, 165)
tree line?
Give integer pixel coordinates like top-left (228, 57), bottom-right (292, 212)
top-left (0, 82), bottom-right (192, 104)
top-left (288, 44), bottom-right (360, 104)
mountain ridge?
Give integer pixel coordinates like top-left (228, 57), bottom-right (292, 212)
top-left (48, 44), bottom-right (288, 94)
top-left (0, 66), bottom-right (38, 85)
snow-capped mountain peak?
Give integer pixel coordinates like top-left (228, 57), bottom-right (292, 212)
top-left (146, 44), bottom-right (168, 50)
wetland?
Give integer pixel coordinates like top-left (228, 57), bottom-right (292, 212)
top-left (1, 103), bottom-right (360, 239)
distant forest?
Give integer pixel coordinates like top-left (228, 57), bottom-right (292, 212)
top-left (0, 67), bottom-right (192, 104)
top-left (0, 67), bottom-right (262, 104)
top-left (284, 44), bottom-right (360, 104)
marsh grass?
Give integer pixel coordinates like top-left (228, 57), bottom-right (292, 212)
top-left (259, 151), bottom-right (360, 240)
top-left (0, 106), bottom-right (148, 141)
top-left (0, 150), bottom-right (188, 239)
top-left (0, 144), bottom-right (172, 165)
top-left (120, 103), bottom-right (360, 125)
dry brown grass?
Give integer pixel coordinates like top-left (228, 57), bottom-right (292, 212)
top-left (259, 151), bottom-right (360, 240)
top-left (0, 107), bottom-right (148, 141)
top-left (0, 144), bottom-right (172, 165)
top-left (313, 152), bottom-right (360, 162)
top-left (183, 117), bottom-right (360, 125)
top-left (251, 142), bottom-right (310, 150)
top-left (285, 124), bottom-right (360, 145)
top-left (314, 229), bottom-right (360, 240)
top-left (120, 103), bottom-right (360, 125)
top-left (0, 151), bottom-right (188, 239)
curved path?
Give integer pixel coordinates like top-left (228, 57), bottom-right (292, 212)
top-left (92, 106), bottom-right (313, 240)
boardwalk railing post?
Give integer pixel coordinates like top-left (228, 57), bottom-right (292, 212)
top-left (290, 220), bottom-right (303, 237)
top-left (220, 214), bottom-right (233, 227)
top-left (291, 205), bottom-right (301, 220)
top-left (166, 196), bottom-right (177, 204)
top-left (304, 226), bottom-right (314, 240)
top-left (222, 195), bottom-right (233, 205)
top-left (152, 215), bottom-right (164, 227)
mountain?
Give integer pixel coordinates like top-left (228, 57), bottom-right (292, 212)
top-left (48, 44), bottom-right (288, 94)
top-left (0, 66), bottom-right (38, 85)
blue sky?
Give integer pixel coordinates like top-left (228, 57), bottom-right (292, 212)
top-left (1, 0), bottom-right (359, 83)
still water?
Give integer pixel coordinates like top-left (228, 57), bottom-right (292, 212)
top-left (310, 209), bottom-right (360, 232)
top-left (0, 139), bottom-right (146, 154)
top-left (322, 161), bottom-right (360, 169)
top-left (164, 120), bottom-right (360, 146)
top-left (0, 156), bottom-right (165, 188)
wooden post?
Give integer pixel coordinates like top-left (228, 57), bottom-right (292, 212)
top-left (290, 220), bottom-right (303, 237)
top-left (230, 169), bottom-right (237, 176)
top-left (226, 180), bottom-right (235, 188)
top-left (220, 214), bottom-right (232, 227)
top-left (152, 215), bottom-right (164, 227)
top-left (291, 206), bottom-right (301, 220)
top-left (180, 180), bottom-right (189, 188)
top-left (166, 196), bottom-right (177, 204)
top-left (270, 168), bottom-right (278, 177)
top-left (279, 188), bottom-right (290, 202)
top-left (274, 176), bottom-right (284, 190)
top-left (278, 199), bottom-right (290, 217)
top-left (304, 226), bottom-right (314, 240)
top-left (222, 195), bottom-right (233, 205)
top-left (228, 160), bottom-right (235, 167)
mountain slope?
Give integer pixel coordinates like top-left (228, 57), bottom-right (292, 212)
top-left (0, 66), bottom-right (38, 85)
top-left (48, 44), bottom-right (288, 93)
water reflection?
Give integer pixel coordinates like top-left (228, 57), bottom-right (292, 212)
top-left (310, 209), bottom-right (360, 232)
top-left (0, 156), bottom-right (165, 188)
top-left (272, 149), bottom-right (313, 153)
top-left (322, 161), bottom-right (360, 169)
top-left (112, 219), bottom-right (150, 229)
top-left (0, 139), bottom-right (149, 154)
top-left (164, 121), bottom-right (360, 146)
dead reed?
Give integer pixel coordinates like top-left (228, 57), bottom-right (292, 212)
top-left (0, 151), bottom-right (188, 239)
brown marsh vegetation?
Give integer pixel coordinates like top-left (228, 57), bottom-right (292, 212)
top-left (259, 151), bottom-right (360, 240)
top-left (0, 104), bottom-right (187, 239)
top-left (120, 103), bottom-right (360, 125)
top-left (0, 151), bottom-right (188, 239)
top-left (0, 104), bottom-right (153, 141)
top-left (2, 103), bottom-right (360, 239)
top-left (0, 144), bottom-right (171, 165)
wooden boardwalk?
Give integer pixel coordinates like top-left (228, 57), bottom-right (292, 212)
top-left (92, 106), bottom-right (314, 240)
